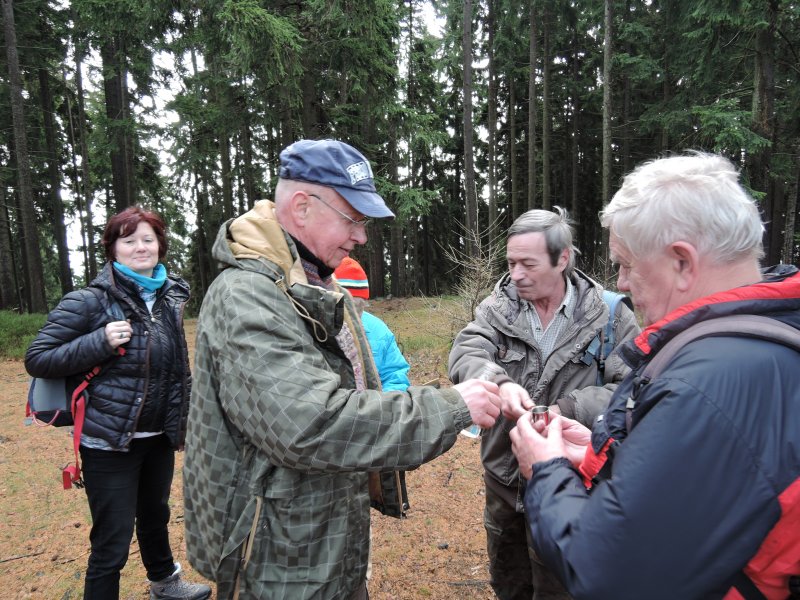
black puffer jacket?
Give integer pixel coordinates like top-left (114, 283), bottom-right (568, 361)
top-left (25, 263), bottom-right (191, 450)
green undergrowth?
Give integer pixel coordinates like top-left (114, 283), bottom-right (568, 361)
top-left (0, 311), bottom-right (46, 359)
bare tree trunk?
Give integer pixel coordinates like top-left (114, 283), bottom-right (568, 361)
top-left (462, 0), bottom-right (477, 258)
top-left (74, 46), bottom-right (97, 279)
top-left (11, 171), bottom-right (30, 311)
top-left (602, 0), bottom-right (613, 206)
top-left (0, 187), bottom-right (18, 310)
top-left (622, 73), bottom-right (632, 171)
top-left (209, 65), bottom-right (235, 221)
top-left (487, 0), bottom-right (497, 232)
top-left (509, 77), bottom-right (519, 217)
top-left (659, 2), bottom-right (671, 153)
top-left (421, 162), bottom-right (433, 294)
top-left (2, 0), bottom-right (47, 313)
top-left (39, 66), bottom-right (73, 294)
top-left (570, 22), bottom-right (580, 218)
top-left (784, 156), bottom-right (799, 265)
top-left (189, 48), bottom-right (214, 296)
top-left (100, 38), bottom-right (134, 212)
top-left (240, 121), bottom-right (257, 208)
top-left (601, 0), bottom-right (613, 277)
top-left (527, 0), bottom-right (538, 212)
top-left (63, 65), bottom-right (90, 283)
top-left (751, 0), bottom-right (780, 265)
top-left (388, 112), bottom-right (401, 297)
top-left (300, 42), bottom-right (325, 139)
top-left (782, 155), bottom-right (800, 265)
top-left (235, 145), bottom-right (245, 216)
top-left (219, 134), bottom-right (234, 220)
top-left (390, 219), bottom-right (404, 297)
top-left (364, 220), bottom-right (385, 297)
top-left (194, 180), bottom-right (210, 295)
top-left (541, 1), bottom-right (551, 210)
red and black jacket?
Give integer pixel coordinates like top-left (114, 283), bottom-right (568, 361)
top-left (523, 265), bottom-right (800, 600)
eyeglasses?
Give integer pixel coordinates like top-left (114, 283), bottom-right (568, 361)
top-left (308, 193), bottom-right (371, 228)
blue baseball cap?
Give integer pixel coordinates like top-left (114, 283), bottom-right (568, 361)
top-left (279, 139), bottom-right (395, 219)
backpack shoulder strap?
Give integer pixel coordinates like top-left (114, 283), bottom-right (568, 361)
top-left (629, 315), bottom-right (800, 428)
top-left (630, 314), bottom-right (800, 599)
top-left (591, 290), bottom-right (633, 385)
top-left (601, 290), bottom-right (633, 356)
top-left (63, 286), bottom-right (125, 489)
top-left (641, 315), bottom-right (800, 382)
top-left (86, 286), bottom-right (125, 321)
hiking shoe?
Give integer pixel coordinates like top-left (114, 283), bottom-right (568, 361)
top-left (149, 562), bottom-right (211, 600)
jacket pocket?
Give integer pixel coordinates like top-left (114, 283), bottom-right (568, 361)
top-left (244, 474), bottom-right (367, 586)
top-left (497, 348), bottom-right (527, 383)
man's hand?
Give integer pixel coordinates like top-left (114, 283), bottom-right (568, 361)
top-left (558, 416), bottom-right (592, 466)
top-left (510, 414), bottom-right (591, 479)
top-left (453, 379), bottom-right (502, 429)
top-left (497, 381), bottom-right (534, 421)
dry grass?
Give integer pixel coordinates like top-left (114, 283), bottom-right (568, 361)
top-left (0, 298), bottom-right (494, 599)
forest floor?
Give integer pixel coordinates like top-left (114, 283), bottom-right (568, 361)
top-left (0, 298), bottom-right (496, 599)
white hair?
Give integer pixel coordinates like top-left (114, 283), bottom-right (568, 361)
top-left (601, 152), bottom-right (764, 263)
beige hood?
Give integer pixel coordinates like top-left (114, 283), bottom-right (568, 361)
top-left (226, 200), bottom-right (307, 286)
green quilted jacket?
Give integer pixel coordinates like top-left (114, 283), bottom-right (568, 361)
top-left (183, 201), bottom-right (472, 600)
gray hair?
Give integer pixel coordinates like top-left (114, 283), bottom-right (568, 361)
top-left (601, 152), bottom-right (764, 263)
top-left (508, 206), bottom-right (578, 277)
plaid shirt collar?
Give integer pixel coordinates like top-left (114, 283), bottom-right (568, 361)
top-left (525, 277), bottom-right (575, 360)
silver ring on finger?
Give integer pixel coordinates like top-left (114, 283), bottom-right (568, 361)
top-left (119, 332), bottom-right (125, 339)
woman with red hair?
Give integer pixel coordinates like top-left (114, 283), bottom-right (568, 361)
top-left (26, 207), bottom-right (210, 600)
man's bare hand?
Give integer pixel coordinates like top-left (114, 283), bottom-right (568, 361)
top-left (454, 379), bottom-right (502, 429)
top-left (498, 381), bottom-right (534, 421)
top-left (510, 413), bottom-right (592, 479)
top-left (558, 416), bottom-right (592, 467)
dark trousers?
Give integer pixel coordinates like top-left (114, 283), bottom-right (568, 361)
top-left (484, 481), bottom-right (571, 600)
top-left (80, 434), bottom-right (176, 599)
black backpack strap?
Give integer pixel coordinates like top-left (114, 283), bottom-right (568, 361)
top-left (87, 286), bottom-right (125, 321)
top-left (789, 575), bottom-right (800, 597)
top-left (730, 570), bottom-right (768, 600)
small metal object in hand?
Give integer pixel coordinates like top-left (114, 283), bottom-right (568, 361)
top-left (119, 332), bottom-right (125, 339)
top-left (530, 405), bottom-right (552, 425)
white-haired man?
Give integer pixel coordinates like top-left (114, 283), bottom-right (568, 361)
top-left (511, 152), bottom-right (800, 599)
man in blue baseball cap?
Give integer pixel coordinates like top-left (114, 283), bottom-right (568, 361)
top-left (279, 139), bottom-right (395, 220)
top-left (184, 139), bottom-right (503, 599)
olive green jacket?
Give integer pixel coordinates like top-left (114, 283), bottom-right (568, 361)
top-left (448, 270), bottom-right (639, 505)
top-left (184, 200), bottom-right (472, 599)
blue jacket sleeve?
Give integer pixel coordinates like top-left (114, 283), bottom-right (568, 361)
top-left (361, 311), bottom-right (411, 392)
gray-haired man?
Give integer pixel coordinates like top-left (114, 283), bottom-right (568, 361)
top-left (448, 207), bottom-right (639, 600)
